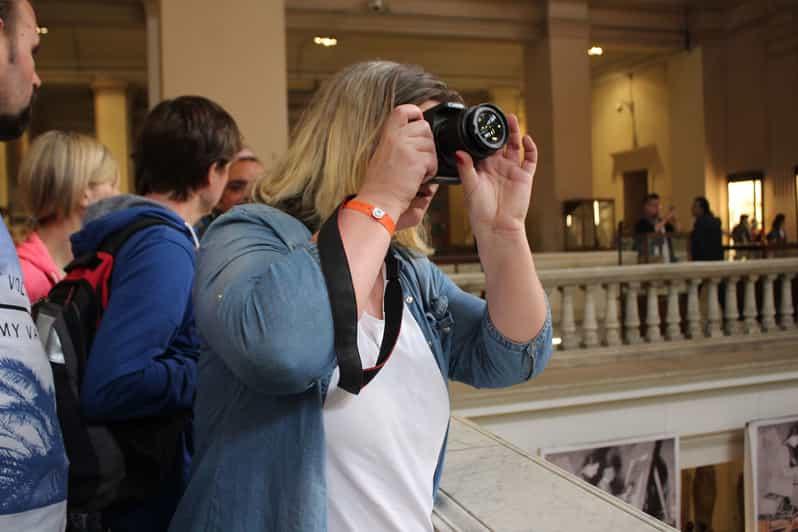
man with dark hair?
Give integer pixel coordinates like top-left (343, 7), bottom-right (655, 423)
top-left (634, 193), bottom-right (677, 262)
top-left (0, 2), bottom-right (69, 531)
top-left (195, 147), bottom-right (265, 238)
top-left (690, 196), bottom-right (723, 261)
top-left (70, 96), bottom-right (242, 531)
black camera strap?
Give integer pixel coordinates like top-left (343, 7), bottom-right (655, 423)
top-left (318, 200), bottom-right (404, 395)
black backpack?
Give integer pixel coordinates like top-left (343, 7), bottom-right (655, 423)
top-left (33, 218), bottom-right (191, 512)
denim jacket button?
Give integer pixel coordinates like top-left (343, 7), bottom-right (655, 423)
top-left (442, 326), bottom-right (451, 334)
top-left (405, 296), bottom-right (414, 305)
top-left (216, 293), bottom-right (223, 302)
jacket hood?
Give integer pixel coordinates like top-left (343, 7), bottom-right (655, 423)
top-left (72, 194), bottom-right (196, 256)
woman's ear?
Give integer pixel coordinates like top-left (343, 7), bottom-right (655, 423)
top-left (79, 188), bottom-right (92, 209)
top-left (206, 161), bottom-right (229, 186)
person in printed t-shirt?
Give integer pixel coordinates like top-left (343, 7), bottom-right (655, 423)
top-left (0, 1), bottom-right (70, 531)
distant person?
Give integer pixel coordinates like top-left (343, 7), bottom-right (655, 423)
top-left (16, 131), bottom-right (120, 303)
top-left (766, 213), bottom-right (787, 245)
top-left (731, 214), bottom-right (752, 245)
top-left (690, 197), bottom-right (723, 261)
top-left (195, 148), bottom-right (264, 238)
top-left (0, 1), bottom-right (70, 531)
top-left (634, 193), bottom-right (677, 262)
top-left (750, 218), bottom-right (763, 243)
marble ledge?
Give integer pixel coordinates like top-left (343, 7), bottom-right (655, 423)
top-left (433, 417), bottom-right (677, 532)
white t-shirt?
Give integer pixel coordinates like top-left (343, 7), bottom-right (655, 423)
top-left (324, 303), bottom-right (450, 532)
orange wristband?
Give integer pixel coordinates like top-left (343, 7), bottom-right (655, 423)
top-left (343, 199), bottom-right (396, 236)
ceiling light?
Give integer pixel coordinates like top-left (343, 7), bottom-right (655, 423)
top-left (313, 36), bottom-right (337, 47)
top-left (588, 46), bottom-right (603, 56)
top-left (36, 26), bottom-right (49, 35)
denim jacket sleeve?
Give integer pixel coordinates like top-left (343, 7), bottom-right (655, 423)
top-left (429, 262), bottom-right (553, 388)
top-left (193, 206), bottom-right (337, 395)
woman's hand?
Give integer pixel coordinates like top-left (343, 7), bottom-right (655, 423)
top-left (456, 114), bottom-right (536, 242)
top-left (456, 114), bottom-right (547, 344)
top-left (357, 105), bottom-right (437, 223)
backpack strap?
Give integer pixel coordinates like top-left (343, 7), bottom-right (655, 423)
top-left (65, 217), bottom-right (178, 273)
top-left (98, 217), bottom-right (176, 255)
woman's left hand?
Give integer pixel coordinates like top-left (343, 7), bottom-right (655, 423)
top-left (456, 114), bottom-right (537, 241)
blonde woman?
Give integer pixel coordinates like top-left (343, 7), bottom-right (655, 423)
top-left (170, 61), bottom-right (553, 532)
top-left (15, 131), bottom-right (119, 302)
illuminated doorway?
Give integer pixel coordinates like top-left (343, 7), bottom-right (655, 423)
top-left (727, 172), bottom-right (764, 237)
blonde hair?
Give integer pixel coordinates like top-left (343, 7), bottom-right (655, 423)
top-left (18, 131), bottom-right (120, 224)
top-left (254, 61), bottom-right (462, 254)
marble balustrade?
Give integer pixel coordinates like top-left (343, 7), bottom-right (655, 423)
top-left (449, 258), bottom-right (798, 351)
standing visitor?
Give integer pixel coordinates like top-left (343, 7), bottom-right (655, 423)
top-left (0, 1), bottom-right (70, 531)
top-left (170, 61), bottom-right (553, 532)
top-left (16, 131), bottom-right (119, 303)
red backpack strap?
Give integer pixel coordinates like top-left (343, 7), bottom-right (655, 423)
top-left (64, 217), bottom-right (177, 309)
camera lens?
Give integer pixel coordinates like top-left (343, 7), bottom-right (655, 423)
top-left (461, 104), bottom-right (508, 159)
top-left (472, 107), bottom-right (507, 150)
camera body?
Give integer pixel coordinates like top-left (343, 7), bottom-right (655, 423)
top-left (423, 102), bottom-right (509, 184)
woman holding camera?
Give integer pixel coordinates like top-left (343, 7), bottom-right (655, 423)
top-left (169, 61), bottom-right (552, 532)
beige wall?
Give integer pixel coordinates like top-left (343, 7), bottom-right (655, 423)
top-left (525, 22), bottom-right (594, 252)
top-left (667, 49), bottom-right (708, 229)
top-left (159, 0), bottom-right (289, 167)
top-left (701, 21), bottom-right (798, 237)
top-left (93, 81), bottom-right (132, 193)
top-left (591, 32), bottom-right (798, 241)
top-left (592, 62), bottom-right (675, 226)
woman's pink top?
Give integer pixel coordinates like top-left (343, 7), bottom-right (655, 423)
top-left (16, 231), bottom-right (62, 303)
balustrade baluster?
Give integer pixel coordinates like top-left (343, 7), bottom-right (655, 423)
top-left (686, 278), bottom-right (703, 339)
top-left (761, 274), bottom-right (777, 332)
top-left (706, 278), bottom-right (723, 338)
top-left (582, 284), bottom-right (599, 348)
top-left (624, 282), bottom-right (642, 344)
top-left (560, 285), bottom-right (578, 350)
top-left (646, 282), bottom-right (662, 342)
top-left (604, 283), bottom-right (621, 347)
top-left (743, 274), bottom-right (760, 335)
top-left (666, 280), bottom-right (683, 341)
top-left (724, 277), bottom-right (741, 336)
top-left (780, 274), bottom-right (795, 329)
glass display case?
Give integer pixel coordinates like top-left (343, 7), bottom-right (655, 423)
top-left (563, 199), bottom-right (616, 251)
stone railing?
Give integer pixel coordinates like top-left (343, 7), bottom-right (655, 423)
top-left (450, 258), bottom-right (798, 351)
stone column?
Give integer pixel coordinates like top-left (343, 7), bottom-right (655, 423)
top-left (489, 87), bottom-right (527, 139)
top-left (93, 79), bottom-right (132, 193)
top-left (144, 0), bottom-right (161, 110)
top-left (523, 0), bottom-right (593, 251)
top-left (157, 0), bottom-right (289, 167)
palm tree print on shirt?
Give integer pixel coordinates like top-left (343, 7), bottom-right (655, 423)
top-left (0, 357), bottom-right (67, 513)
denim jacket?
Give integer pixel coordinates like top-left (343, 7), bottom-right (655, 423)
top-left (169, 204), bottom-right (553, 532)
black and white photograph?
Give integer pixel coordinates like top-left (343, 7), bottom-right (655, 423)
top-left (542, 435), bottom-right (679, 528)
top-left (746, 415), bottom-right (798, 532)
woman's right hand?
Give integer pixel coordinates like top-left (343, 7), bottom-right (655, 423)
top-left (357, 105), bottom-right (437, 222)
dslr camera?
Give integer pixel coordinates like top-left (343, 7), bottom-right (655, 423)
top-left (423, 102), bottom-right (509, 184)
